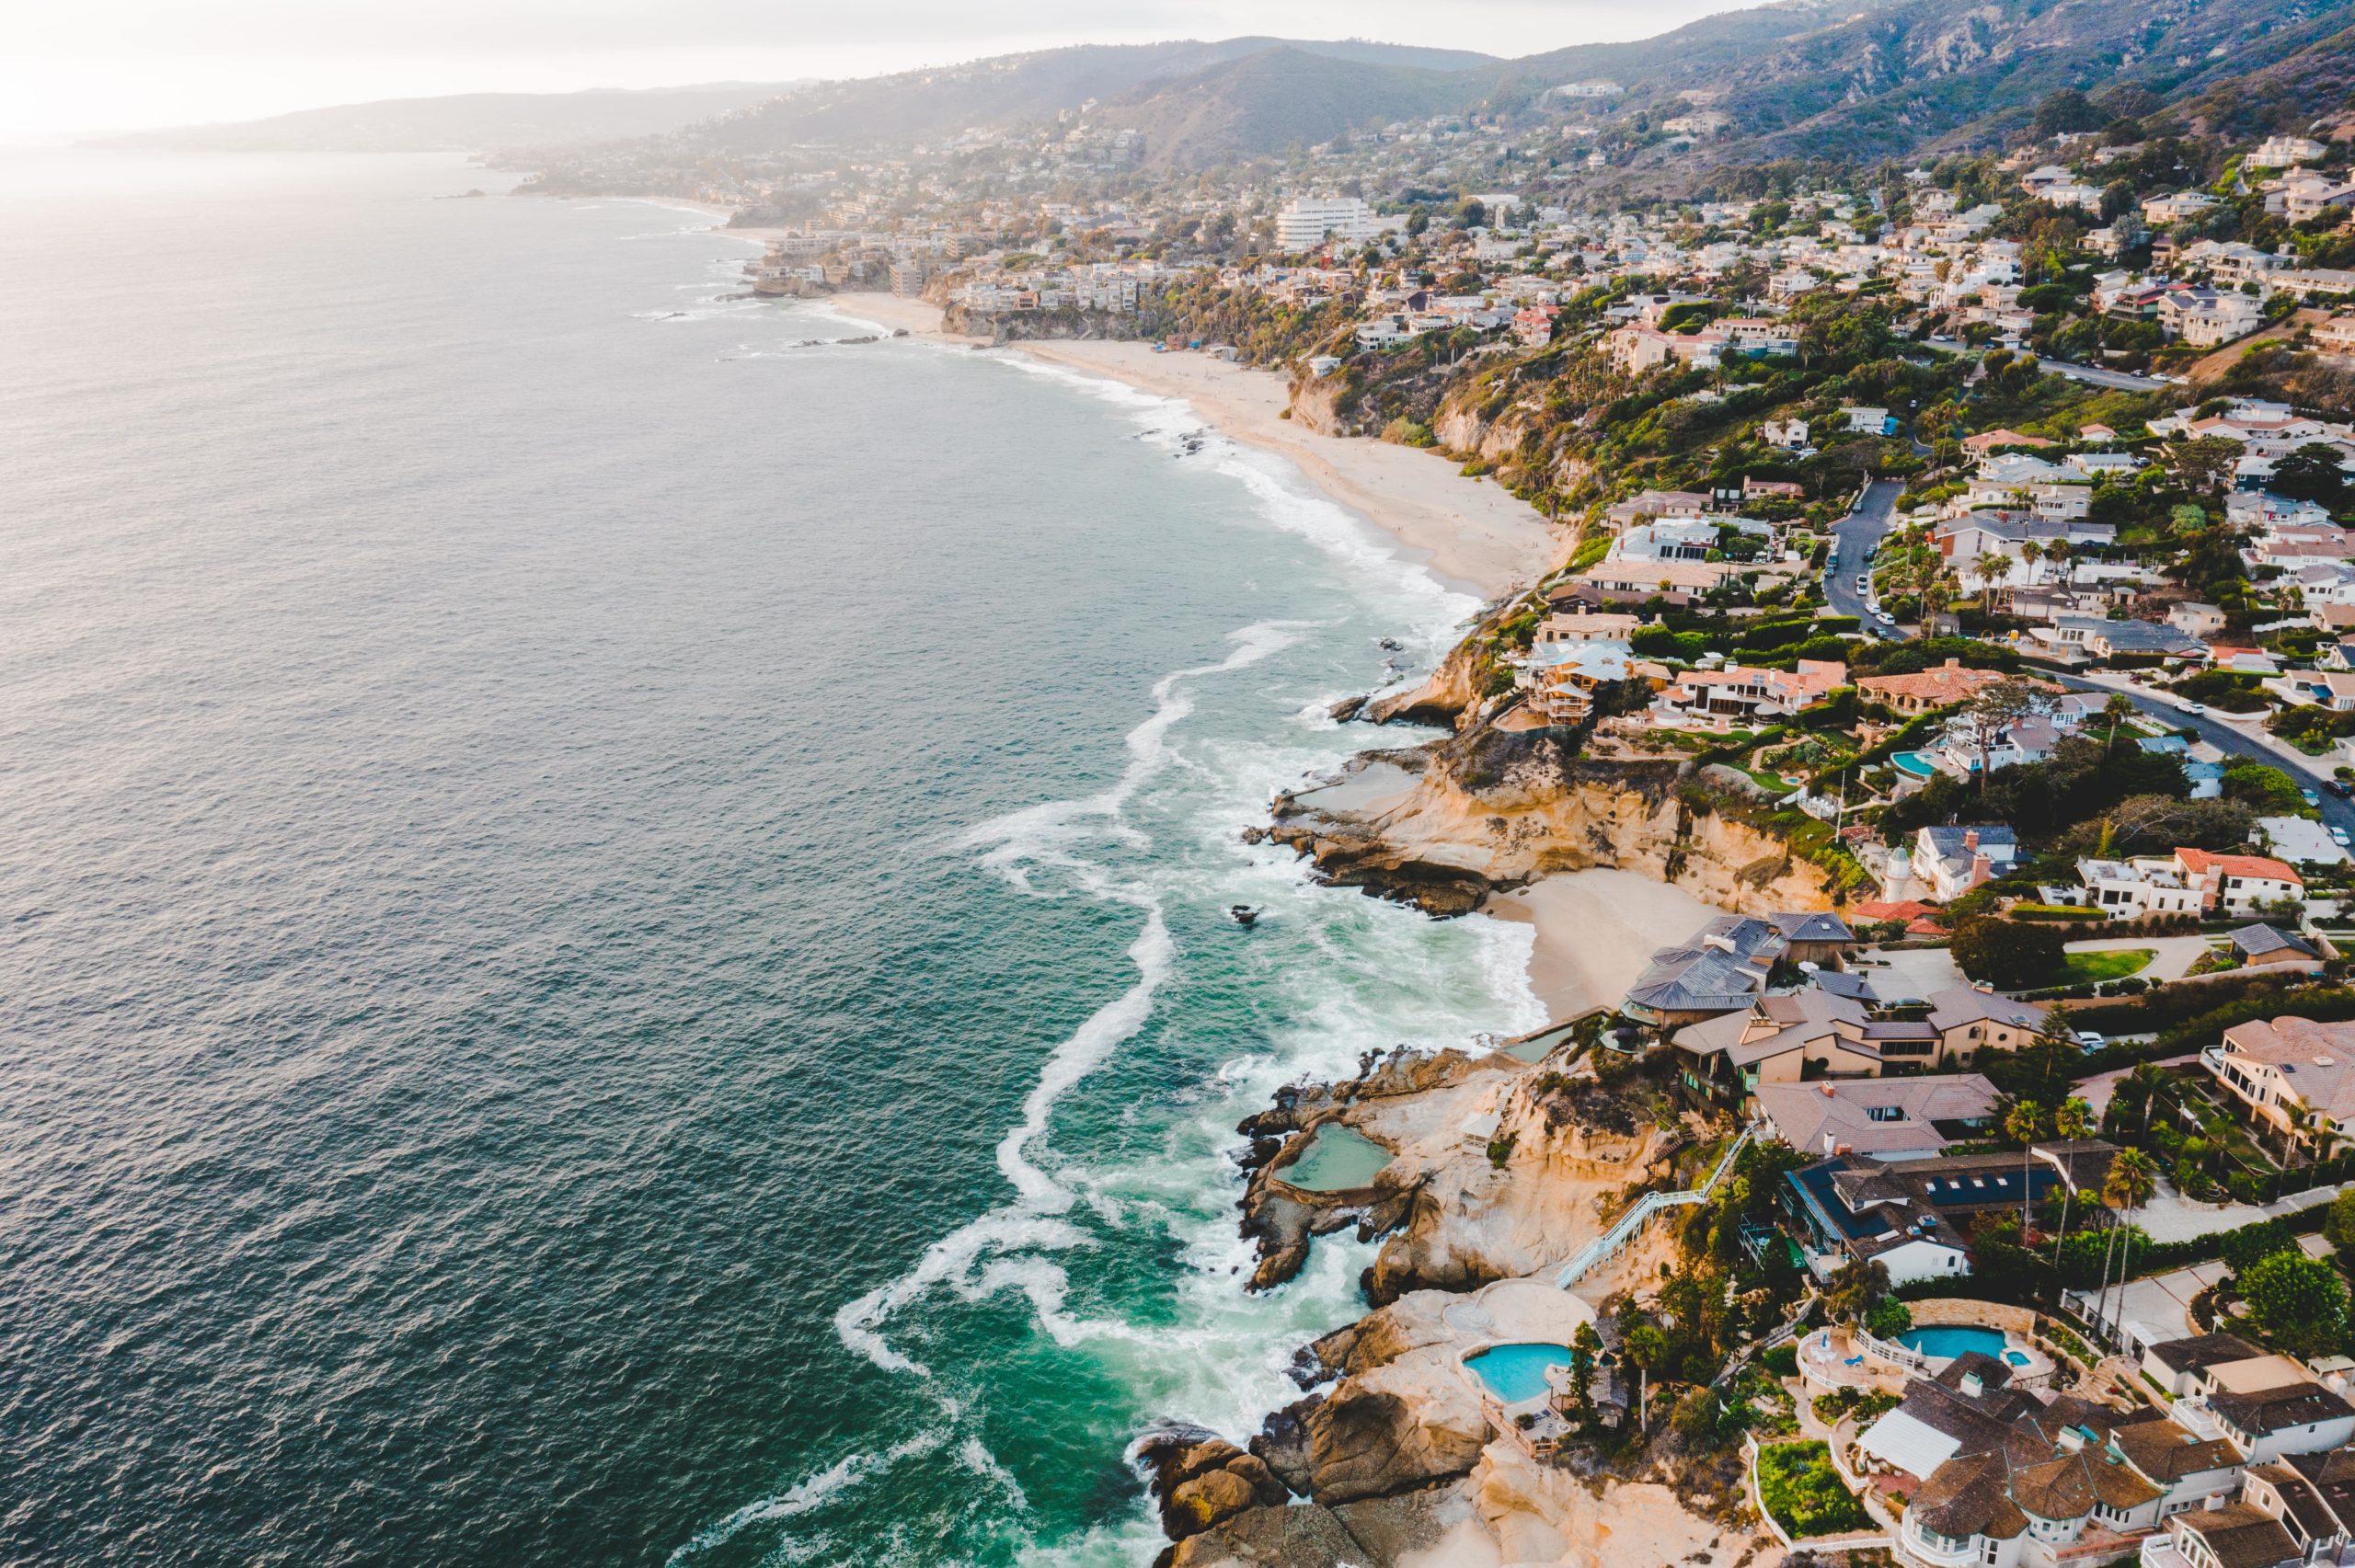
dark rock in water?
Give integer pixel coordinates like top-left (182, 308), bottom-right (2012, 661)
top-left (1377, 637), bottom-right (1402, 652)
top-left (1238, 824), bottom-right (1269, 846)
top-left (1327, 693), bottom-right (1367, 724)
top-left (891, 327), bottom-right (909, 337)
top-left (1262, 818), bottom-right (1489, 918)
top-left (1134, 1428), bottom-right (1292, 1547)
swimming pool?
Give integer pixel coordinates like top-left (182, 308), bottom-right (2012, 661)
top-left (1897, 1325), bottom-right (2027, 1365)
top-left (1464, 1343), bottom-right (1574, 1403)
top-left (1273, 1125), bottom-right (1392, 1193)
top-left (1891, 750), bottom-right (1938, 778)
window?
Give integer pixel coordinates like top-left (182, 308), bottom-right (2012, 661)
top-left (1867, 1105), bottom-right (1907, 1122)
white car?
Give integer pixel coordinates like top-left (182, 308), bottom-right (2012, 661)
top-left (2334, 827), bottom-right (2351, 848)
top-left (2180, 701), bottom-right (2207, 715)
top-left (1875, 611), bottom-right (1897, 626)
top-left (1856, 577), bottom-right (1869, 593)
top-left (2077, 1032), bottom-right (2107, 1053)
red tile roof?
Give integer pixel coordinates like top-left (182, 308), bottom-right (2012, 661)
top-left (2176, 847), bottom-right (2302, 884)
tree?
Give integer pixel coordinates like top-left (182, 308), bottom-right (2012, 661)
top-left (1951, 678), bottom-right (2044, 789)
top-left (2270, 443), bottom-right (2351, 509)
top-left (2033, 90), bottom-right (2103, 137)
top-left (2243, 1252), bottom-right (2350, 1356)
top-left (2044, 1097), bottom-right (2095, 1271)
top-left (2096, 1148), bottom-right (2159, 1345)
top-left (2168, 435), bottom-right (2246, 498)
top-left (2102, 693), bottom-right (2137, 753)
top-left (1824, 1257), bottom-right (1890, 1322)
top-left (2324, 1185), bottom-right (2355, 1249)
top-left (2007, 1100), bottom-right (2048, 1227)
top-left (1975, 550), bottom-right (2013, 611)
top-left (1951, 916), bottom-right (2066, 990)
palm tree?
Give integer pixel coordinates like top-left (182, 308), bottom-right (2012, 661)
top-left (2097, 1149), bottom-right (2160, 1348)
top-left (2046, 539), bottom-right (2074, 585)
top-left (2050, 1096), bottom-right (2096, 1270)
top-left (2007, 1099), bottom-right (2048, 1229)
top-left (2018, 538), bottom-right (2047, 586)
top-left (1976, 550), bottom-right (2012, 612)
top-left (2131, 1062), bottom-right (2170, 1139)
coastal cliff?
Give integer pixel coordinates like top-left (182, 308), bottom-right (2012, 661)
top-left (1269, 732), bottom-right (1840, 920)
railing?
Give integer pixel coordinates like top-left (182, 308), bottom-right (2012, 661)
top-left (1854, 1326), bottom-right (1934, 1374)
top-left (1557, 1123), bottom-right (1762, 1286)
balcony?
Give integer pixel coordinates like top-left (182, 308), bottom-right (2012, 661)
top-left (2141, 1534), bottom-right (2190, 1568)
top-left (1901, 1519), bottom-right (1982, 1568)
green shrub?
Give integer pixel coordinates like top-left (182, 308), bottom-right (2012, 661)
top-left (1756, 1442), bottom-right (1872, 1538)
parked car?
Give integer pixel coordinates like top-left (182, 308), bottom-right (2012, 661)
top-left (2302, 787), bottom-right (2323, 807)
top-left (2334, 827), bottom-right (2351, 848)
top-left (1875, 610), bottom-right (1897, 626)
top-left (2181, 701), bottom-right (2207, 715)
top-left (2076, 1032), bottom-right (2107, 1053)
top-left (2328, 780), bottom-right (2353, 799)
top-left (1855, 577), bottom-right (1869, 593)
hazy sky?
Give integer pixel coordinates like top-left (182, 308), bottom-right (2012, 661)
top-left (4, 0), bottom-right (1762, 139)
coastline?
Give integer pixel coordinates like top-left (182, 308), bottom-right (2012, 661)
top-left (828, 292), bottom-right (1561, 601)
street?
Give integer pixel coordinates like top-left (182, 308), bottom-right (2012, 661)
top-left (1821, 477), bottom-right (1903, 627)
top-left (2042, 358), bottom-right (2179, 393)
top-left (2046, 671), bottom-right (2355, 841)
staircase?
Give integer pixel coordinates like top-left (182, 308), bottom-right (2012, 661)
top-left (1556, 1123), bottom-right (1763, 1287)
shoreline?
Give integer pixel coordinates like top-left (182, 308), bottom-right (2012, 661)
top-left (827, 292), bottom-right (1560, 601)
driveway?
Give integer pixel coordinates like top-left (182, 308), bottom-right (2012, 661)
top-left (1856, 943), bottom-right (1966, 1004)
top-left (2062, 934), bottom-right (2217, 984)
top-left (2075, 1053), bottom-right (2196, 1117)
top-left (2074, 1229), bottom-right (2334, 1345)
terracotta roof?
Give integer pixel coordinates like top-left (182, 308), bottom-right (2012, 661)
top-left (2177, 847), bottom-right (2302, 884)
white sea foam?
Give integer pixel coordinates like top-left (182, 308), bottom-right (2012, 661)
top-left (664, 1430), bottom-right (947, 1564)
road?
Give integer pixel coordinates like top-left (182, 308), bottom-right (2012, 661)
top-left (2042, 358), bottom-right (2180, 393)
top-left (1822, 478), bottom-right (1903, 628)
top-left (2047, 671), bottom-right (2355, 841)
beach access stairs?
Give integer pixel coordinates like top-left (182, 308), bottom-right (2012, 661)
top-left (1555, 1122), bottom-right (1763, 1288)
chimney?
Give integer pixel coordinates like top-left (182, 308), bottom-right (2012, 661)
top-left (1821, 1082), bottom-right (1837, 1097)
top-left (1963, 829), bottom-right (1980, 852)
top-left (1945, 657), bottom-right (1962, 670)
top-left (1971, 852), bottom-right (1992, 887)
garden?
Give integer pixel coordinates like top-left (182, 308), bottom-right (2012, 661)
top-left (1755, 1440), bottom-right (1874, 1538)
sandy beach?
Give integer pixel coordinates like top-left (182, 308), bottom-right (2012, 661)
top-left (829, 292), bottom-right (1559, 598)
top-left (1487, 870), bottom-right (1727, 1019)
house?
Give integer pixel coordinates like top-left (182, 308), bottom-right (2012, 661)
top-left (1786, 1143), bottom-right (2113, 1286)
top-left (1624, 912), bottom-right (1855, 1030)
top-left (2144, 191), bottom-right (2220, 226)
top-left (1860, 1356), bottom-right (2250, 1568)
top-left (1519, 638), bottom-right (1637, 723)
top-left (1762, 417), bottom-right (1809, 450)
top-left (1962, 428), bottom-right (2057, 456)
top-left (1651, 658), bottom-right (1846, 731)
top-left (1568, 557), bottom-right (1770, 603)
top-left (2241, 1448), bottom-right (2355, 1561)
top-left (1924, 986), bottom-right (2051, 1066)
top-left (1752, 1075), bottom-right (2003, 1161)
top-left (2231, 924), bottom-right (2326, 968)
top-left (2250, 135), bottom-right (2328, 168)
top-left (1670, 990), bottom-right (1890, 1102)
top-left (2203, 1016), bottom-right (2355, 1161)
top-left (2171, 603), bottom-right (2228, 637)
top-left (1843, 406), bottom-right (1898, 435)
top-left (1534, 608), bottom-right (1642, 645)
top-left (2074, 856), bottom-right (2205, 919)
top-left (2041, 617), bottom-right (2210, 661)
top-left (1858, 658), bottom-right (2023, 715)
top-left (2204, 1378), bottom-right (2355, 1466)
top-left (2142, 1333), bottom-right (2269, 1399)
top-left (2174, 849), bottom-right (2304, 917)
top-left (2153, 1504), bottom-right (2303, 1568)
top-left (1914, 824), bottom-right (2020, 901)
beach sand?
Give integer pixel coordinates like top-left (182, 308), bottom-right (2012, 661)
top-left (828, 292), bottom-right (1559, 598)
top-left (1487, 870), bottom-right (1728, 1020)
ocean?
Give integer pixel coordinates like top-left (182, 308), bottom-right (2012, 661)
top-left (0, 150), bottom-right (1540, 1567)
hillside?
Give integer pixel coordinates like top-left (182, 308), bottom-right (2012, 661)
top-left (1111, 49), bottom-right (1488, 169)
top-left (90, 83), bottom-right (809, 154)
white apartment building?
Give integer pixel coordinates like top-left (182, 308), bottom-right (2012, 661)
top-left (1276, 197), bottom-right (1395, 251)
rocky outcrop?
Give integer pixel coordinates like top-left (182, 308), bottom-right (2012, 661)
top-left (1361, 635), bottom-right (1487, 728)
top-left (1255, 1361), bottom-right (1493, 1506)
top-left (1286, 374), bottom-right (1355, 438)
top-left (1273, 728), bottom-right (1842, 919)
top-left (1137, 1430), bottom-right (1293, 1544)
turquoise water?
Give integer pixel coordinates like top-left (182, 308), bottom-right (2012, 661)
top-left (1463, 1343), bottom-right (1574, 1403)
top-left (0, 152), bottom-right (1545, 1567)
top-left (1274, 1125), bottom-right (1394, 1193)
top-left (1898, 1325), bottom-right (2007, 1361)
top-left (1891, 750), bottom-right (1939, 777)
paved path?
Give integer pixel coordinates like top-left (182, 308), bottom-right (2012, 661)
top-left (2074, 1053), bottom-right (2197, 1117)
top-left (2062, 934), bottom-right (2216, 984)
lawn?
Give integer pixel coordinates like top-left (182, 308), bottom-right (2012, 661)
top-left (1756, 1440), bottom-right (1872, 1538)
top-left (2059, 948), bottom-right (2155, 986)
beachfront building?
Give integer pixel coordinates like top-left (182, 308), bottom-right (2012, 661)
top-left (1648, 658), bottom-right (1844, 732)
top-left (2173, 850), bottom-right (2304, 917)
top-left (1534, 608), bottom-right (1641, 645)
top-left (1924, 987), bottom-right (2050, 1067)
top-left (1518, 638), bottom-right (1637, 724)
top-left (2201, 1016), bottom-right (2355, 1162)
top-left (1669, 991), bottom-right (1891, 1103)
top-left (1621, 912), bottom-right (1855, 1030)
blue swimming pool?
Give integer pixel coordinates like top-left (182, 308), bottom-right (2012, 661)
top-left (1891, 750), bottom-right (1938, 778)
top-left (1897, 1325), bottom-right (2025, 1364)
top-left (1464, 1343), bottom-right (1573, 1403)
